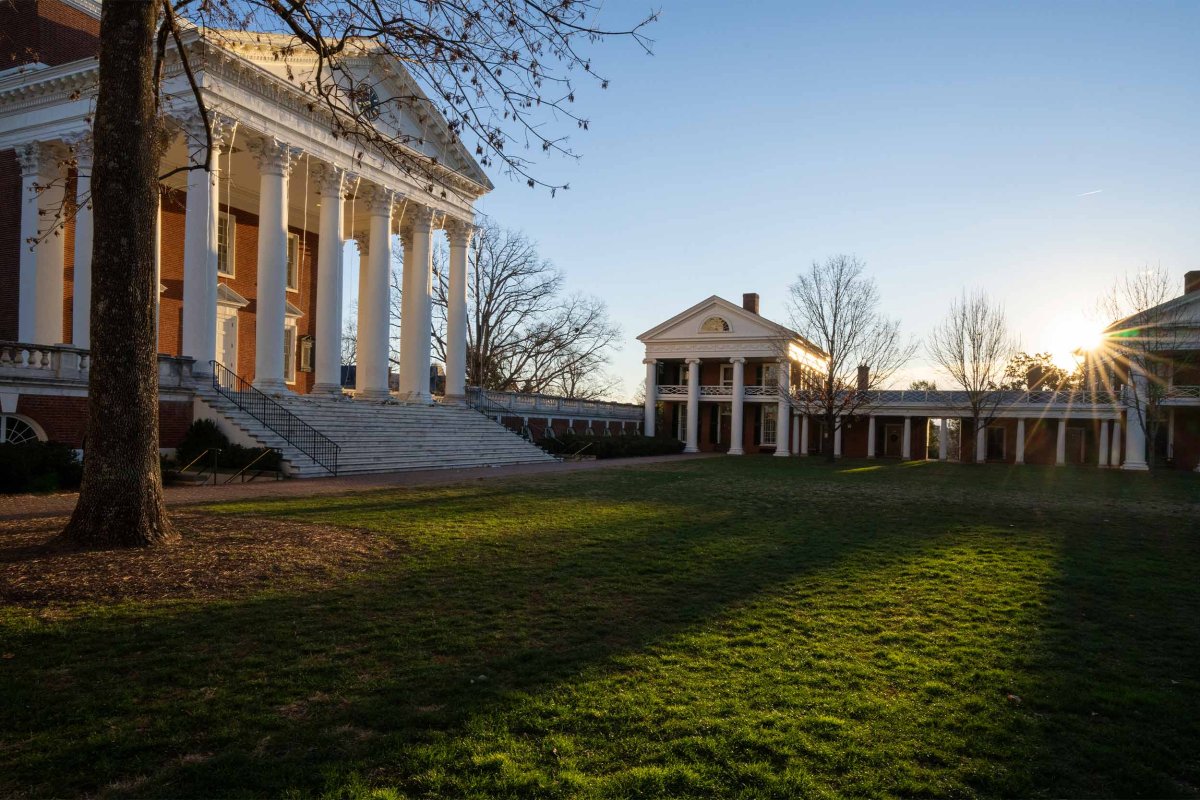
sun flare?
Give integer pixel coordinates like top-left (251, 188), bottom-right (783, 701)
top-left (1047, 318), bottom-right (1106, 369)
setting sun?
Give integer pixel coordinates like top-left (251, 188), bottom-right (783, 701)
top-left (1046, 317), bottom-right (1107, 369)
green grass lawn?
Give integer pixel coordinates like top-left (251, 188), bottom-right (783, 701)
top-left (3, 458), bottom-right (1199, 798)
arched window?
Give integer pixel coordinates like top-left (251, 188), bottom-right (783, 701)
top-left (0, 415), bottom-right (43, 445)
top-left (699, 316), bottom-right (731, 333)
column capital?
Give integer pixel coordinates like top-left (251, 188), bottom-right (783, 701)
top-left (363, 185), bottom-right (396, 216)
top-left (401, 203), bottom-right (437, 233)
top-left (16, 141), bottom-right (66, 178)
top-left (445, 217), bottom-right (476, 247)
top-left (685, 357), bottom-right (702, 365)
top-left (314, 164), bottom-right (348, 198)
top-left (179, 113), bottom-right (234, 151)
top-left (642, 357), bottom-right (658, 365)
top-left (353, 231), bottom-right (369, 255)
top-left (249, 137), bottom-right (299, 176)
top-left (729, 356), bottom-right (746, 364)
top-left (65, 134), bottom-right (93, 169)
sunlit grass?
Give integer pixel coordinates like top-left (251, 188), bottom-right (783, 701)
top-left (2, 458), bottom-right (1197, 798)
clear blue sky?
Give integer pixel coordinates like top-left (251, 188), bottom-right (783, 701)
top-left (378, 1), bottom-right (1200, 399)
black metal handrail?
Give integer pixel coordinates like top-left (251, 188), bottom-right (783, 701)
top-left (209, 361), bottom-right (339, 475)
top-left (465, 387), bottom-right (555, 444)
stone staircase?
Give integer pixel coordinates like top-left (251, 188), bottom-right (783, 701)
top-left (194, 385), bottom-right (557, 478)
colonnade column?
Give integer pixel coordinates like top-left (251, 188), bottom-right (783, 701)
top-left (975, 422), bottom-right (986, 463)
top-left (1123, 371), bottom-right (1150, 470)
top-left (444, 219), bottom-right (474, 404)
top-left (1015, 418), bottom-right (1026, 465)
top-left (938, 418), bottom-right (948, 460)
top-left (684, 358), bottom-right (701, 453)
top-left (902, 416), bottom-right (912, 460)
top-left (1098, 421), bottom-right (1110, 467)
top-left (643, 358), bottom-right (657, 436)
top-left (799, 414), bottom-right (809, 456)
top-left (728, 357), bottom-right (745, 455)
top-left (833, 418), bottom-right (843, 458)
top-left (17, 141), bottom-right (67, 344)
top-left (774, 359), bottom-right (790, 456)
top-left (71, 138), bottom-right (93, 349)
top-left (181, 117), bottom-right (224, 373)
top-left (250, 138), bottom-right (296, 391)
top-left (399, 205), bottom-right (435, 402)
top-left (357, 187), bottom-right (394, 399)
top-left (867, 415), bottom-right (876, 458)
top-left (312, 165), bottom-right (346, 394)
top-left (1055, 418), bottom-right (1067, 466)
top-left (1111, 420), bottom-right (1122, 467)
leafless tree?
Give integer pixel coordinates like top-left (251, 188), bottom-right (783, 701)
top-left (785, 255), bottom-right (916, 460)
top-left (61, 0), bottom-right (655, 546)
top-left (1097, 267), bottom-right (1192, 467)
top-left (926, 290), bottom-right (1020, 458)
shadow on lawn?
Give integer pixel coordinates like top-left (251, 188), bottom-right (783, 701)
top-left (2, 482), bottom-right (971, 798)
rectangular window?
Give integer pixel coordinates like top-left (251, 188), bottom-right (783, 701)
top-left (720, 364), bottom-right (733, 387)
top-left (217, 212), bottom-right (235, 277)
top-left (286, 233), bottom-right (301, 292)
top-left (761, 404), bottom-right (778, 446)
top-left (284, 322), bottom-right (297, 384)
top-left (762, 364), bottom-right (778, 388)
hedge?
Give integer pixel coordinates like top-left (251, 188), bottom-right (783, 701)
top-left (0, 441), bottom-right (83, 493)
top-left (174, 419), bottom-right (283, 472)
top-left (540, 433), bottom-right (686, 459)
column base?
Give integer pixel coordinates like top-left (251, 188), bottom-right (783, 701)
top-left (440, 393), bottom-right (467, 406)
top-left (727, 448), bottom-right (745, 456)
top-left (252, 378), bottom-right (290, 394)
top-left (355, 388), bottom-right (392, 401)
top-left (399, 391), bottom-right (433, 404)
top-left (773, 450), bottom-right (790, 458)
top-left (683, 446), bottom-right (699, 454)
top-left (1122, 461), bottom-right (1150, 471)
top-left (312, 382), bottom-right (344, 396)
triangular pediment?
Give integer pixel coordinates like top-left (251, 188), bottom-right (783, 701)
top-left (639, 296), bottom-right (793, 343)
top-left (217, 283), bottom-right (250, 308)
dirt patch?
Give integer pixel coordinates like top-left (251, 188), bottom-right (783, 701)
top-left (0, 512), bottom-right (399, 606)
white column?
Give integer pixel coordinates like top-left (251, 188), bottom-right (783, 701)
top-left (800, 414), bottom-right (809, 456)
top-left (1168, 408), bottom-right (1176, 462)
top-left (729, 357), bottom-right (745, 455)
top-left (867, 415), bottom-right (877, 458)
top-left (1111, 420), bottom-right (1122, 467)
top-left (399, 205), bottom-right (435, 402)
top-left (975, 422), bottom-right (986, 463)
top-left (17, 141), bottom-right (67, 344)
top-left (938, 418), bottom-right (948, 460)
top-left (1098, 421), bottom-right (1110, 467)
top-left (444, 219), bottom-right (473, 403)
top-left (833, 417), bottom-right (843, 458)
top-left (1056, 417), bottom-right (1067, 466)
top-left (353, 232), bottom-right (369, 394)
top-left (775, 360), bottom-right (790, 456)
top-left (902, 416), bottom-right (912, 460)
top-left (791, 413), bottom-right (800, 454)
top-left (70, 138), bottom-right (93, 348)
top-left (312, 165), bottom-right (346, 394)
top-left (180, 117), bottom-right (223, 373)
top-left (357, 187), bottom-right (394, 399)
top-left (250, 138), bottom-right (295, 391)
top-left (643, 358), bottom-right (657, 436)
top-left (1015, 418), bottom-right (1026, 464)
top-left (684, 358), bottom-right (700, 453)
top-left (1123, 371), bottom-right (1149, 470)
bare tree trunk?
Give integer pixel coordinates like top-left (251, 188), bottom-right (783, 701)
top-left (62, 0), bottom-right (174, 548)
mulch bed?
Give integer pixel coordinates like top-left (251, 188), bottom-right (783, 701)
top-left (0, 512), bottom-right (399, 606)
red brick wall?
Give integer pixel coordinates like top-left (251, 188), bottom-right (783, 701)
top-left (15, 394), bottom-right (193, 448)
top-left (158, 190), bottom-right (186, 355)
top-left (1172, 410), bottom-right (1200, 470)
top-left (0, 150), bottom-right (19, 341)
top-left (1, 0), bottom-right (100, 69)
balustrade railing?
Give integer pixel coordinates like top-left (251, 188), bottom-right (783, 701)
top-left (655, 384), bottom-right (1124, 408)
top-left (1166, 385), bottom-right (1200, 400)
top-left (209, 361), bottom-right (339, 475)
top-left (0, 341), bottom-right (194, 387)
top-left (465, 387), bottom-right (642, 420)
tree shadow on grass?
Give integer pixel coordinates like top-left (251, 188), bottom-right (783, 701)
top-left (1, 478), bottom-right (970, 798)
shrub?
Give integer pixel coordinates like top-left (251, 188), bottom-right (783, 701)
top-left (540, 433), bottom-right (686, 459)
top-left (0, 441), bottom-right (82, 493)
top-left (175, 419), bottom-right (282, 472)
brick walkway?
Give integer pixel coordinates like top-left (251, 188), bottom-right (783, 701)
top-left (0, 454), bottom-right (715, 522)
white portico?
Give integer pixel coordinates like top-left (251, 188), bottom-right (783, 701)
top-left (638, 293), bottom-right (828, 455)
top-left (0, 24), bottom-right (487, 402)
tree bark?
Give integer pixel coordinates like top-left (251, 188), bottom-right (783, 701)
top-left (62, 0), bottom-right (175, 547)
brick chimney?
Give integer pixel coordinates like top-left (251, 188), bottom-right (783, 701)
top-left (857, 365), bottom-right (870, 392)
top-left (742, 293), bottom-right (760, 314)
top-left (1186, 271), bottom-right (1200, 294)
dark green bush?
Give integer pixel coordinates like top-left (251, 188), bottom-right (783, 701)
top-left (175, 419), bottom-right (282, 472)
top-left (0, 441), bottom-right (82, 493)
top-left (540, 433), bottom-right (686, 459)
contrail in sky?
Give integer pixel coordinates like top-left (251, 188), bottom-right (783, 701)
top-left (1077, 189), bottom-right (1103, 197)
